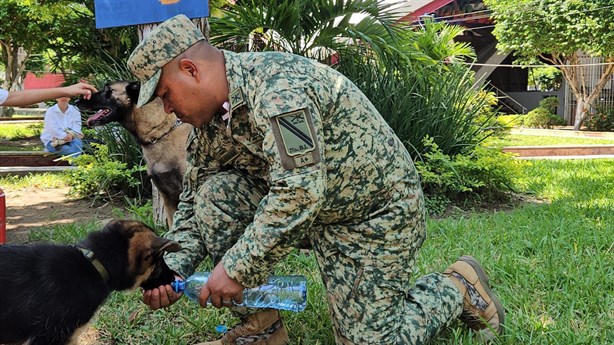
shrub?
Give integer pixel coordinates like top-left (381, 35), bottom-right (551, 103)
top-left (496, 114), bottom-right (524, 128)
top-left (415, 136), bottom-right (521, 209)
top-left (79, 120), bottom-right (151, 202)
top-left (69, 143), bottom-right (147, 203)
top-left (584, 105), bottom-right (614, 132)
top-left (522, 97), bottom-right (565, 128)
top-left (27, 122), bottom-right (43, 137)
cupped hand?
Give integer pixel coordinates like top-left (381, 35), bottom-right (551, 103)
top-left (142, 284), bottom-right (182, 310)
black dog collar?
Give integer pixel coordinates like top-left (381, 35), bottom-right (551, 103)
top-left (75, 246), bottom-right (110, 284)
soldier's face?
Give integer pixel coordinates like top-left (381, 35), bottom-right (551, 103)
top-left (156, 59), bottom-right (218, 127)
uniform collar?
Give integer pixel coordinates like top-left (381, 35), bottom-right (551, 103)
top-left (222, 50), bottom-right (248, 114)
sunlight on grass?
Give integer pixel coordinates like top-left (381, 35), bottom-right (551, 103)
top-left (0, 122), bottom-right (43, 140)
top-left (0, 173), bottom-right (70, 189)
top-left (486, 133), bottom-right (614, 147)
top-left (19, 159), bottom-right (613, 344)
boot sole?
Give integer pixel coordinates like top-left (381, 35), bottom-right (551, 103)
top-left (458, 255), bottom-right (506, 333)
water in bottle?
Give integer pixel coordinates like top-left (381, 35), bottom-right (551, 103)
top-left (171, 272), bottom-right (307, 312)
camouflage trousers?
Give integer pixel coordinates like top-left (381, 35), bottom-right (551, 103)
top-left (189, 170), bottom-right (463, 344)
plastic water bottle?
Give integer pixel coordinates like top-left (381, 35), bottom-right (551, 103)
top-left (171, 272), bottom-right (307, 312)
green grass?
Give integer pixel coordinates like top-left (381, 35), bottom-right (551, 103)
top-left (486, 133), bottom-right (614, 147)
top-left (0, 173), bottom-right (69, 189)
top-left (425, 158), bottom-right (614, 344)
top-left (24, 159), bottom-right (614, 344)
top-left (0, 122), bottom-right (43, 140)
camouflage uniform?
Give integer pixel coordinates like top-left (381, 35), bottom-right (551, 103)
top-left (159, 50), bottom-right (464, 344)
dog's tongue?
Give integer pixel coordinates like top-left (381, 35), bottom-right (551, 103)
top-left (86, 109), bottom-right (107, 126)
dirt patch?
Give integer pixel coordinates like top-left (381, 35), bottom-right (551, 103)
top-left (2, 185), bottom-right (117, 344)
top-left (3, 185), bottom-right (117, 244)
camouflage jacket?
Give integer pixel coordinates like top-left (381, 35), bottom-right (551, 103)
top-left (168, 51), bottom-right (420, 287)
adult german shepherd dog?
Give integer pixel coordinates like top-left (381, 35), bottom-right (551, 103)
top-left (76, 81), bottom-right (192, 227)
top-left (0, 219), bottom-right (181, 345)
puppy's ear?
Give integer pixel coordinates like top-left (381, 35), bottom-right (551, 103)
top-left (126, 81), bottom-right (141, 102)
top-left (152, 237), bottom-right (181, 256)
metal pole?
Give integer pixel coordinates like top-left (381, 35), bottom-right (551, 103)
top-left (0, 187), bottom-right (6, 244)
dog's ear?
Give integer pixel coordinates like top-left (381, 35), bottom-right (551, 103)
top-left (152, 237), bottom-right (181, 255)
top-left (126, 81), bottom-right (141, 102)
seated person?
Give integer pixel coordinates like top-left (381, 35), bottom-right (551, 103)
top-left (40, 97), bottom-right (84, 157)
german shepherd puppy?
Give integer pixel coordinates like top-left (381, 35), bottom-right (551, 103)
top-left (0, 219), bottom-right (181, 345)
top-left (75, 81), bottom-right (192, 227)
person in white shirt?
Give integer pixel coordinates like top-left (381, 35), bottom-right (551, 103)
top-left (40, 97), bottom-right (84, 157)
top-left (0, 83), bottom-right (96, 107)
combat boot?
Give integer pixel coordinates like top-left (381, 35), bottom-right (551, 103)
top-left (443, 256), bottom-right (505, 341)
top-left (196, 309), bottom-right (289, 345)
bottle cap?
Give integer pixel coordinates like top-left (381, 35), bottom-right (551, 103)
top-left (171, 279), bottom-right (186, 293)
top-left (215, 325), bottom-right (227, 333)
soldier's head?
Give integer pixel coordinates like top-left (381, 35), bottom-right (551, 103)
top-left (127, 14), bottom-right (228, 127)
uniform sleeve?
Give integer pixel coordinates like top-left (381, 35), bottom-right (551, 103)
top-left (163, 130), bottom-right (221, 278)
top-left (221, 86), bottom-right (327, 287)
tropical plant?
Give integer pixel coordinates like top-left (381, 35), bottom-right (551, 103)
top-left (209, 0), bottom-right (403, 62)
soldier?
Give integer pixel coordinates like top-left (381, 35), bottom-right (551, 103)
top-left (129, 14), bottom-right (505, 345)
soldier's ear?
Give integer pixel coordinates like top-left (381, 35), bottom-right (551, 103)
top-left (126, 81), bottom-right (141, 102)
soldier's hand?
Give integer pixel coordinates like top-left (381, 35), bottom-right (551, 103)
top-left (142, 284), bottom-right (182, 310)
top-left (199, 261), bottom-right (244, 309)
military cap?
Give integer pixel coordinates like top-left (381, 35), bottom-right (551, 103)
top-left (127, 14), bottom-right (205, 107)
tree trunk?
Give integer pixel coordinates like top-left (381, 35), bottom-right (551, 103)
top-left (1, 44), bottom-right (28, 117)
top-left (573, 97), bottom-right (587, 130)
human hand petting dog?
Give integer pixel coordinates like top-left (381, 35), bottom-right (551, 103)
top-left (199, 261), bottom-right (245, 309)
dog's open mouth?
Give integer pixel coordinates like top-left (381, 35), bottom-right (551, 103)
top-left (86, 108), bottom-right (112, 127)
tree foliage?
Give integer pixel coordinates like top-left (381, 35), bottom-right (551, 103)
top-left (0, 1), bottom-right (76, 89)
top-left (484, 0), bottom-right (614, 129)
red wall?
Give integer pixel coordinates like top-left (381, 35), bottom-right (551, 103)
top-left (23, 72), bottom-right (65, 90)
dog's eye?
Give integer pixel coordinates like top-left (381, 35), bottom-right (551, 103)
top-left (105, 89), bottom-right (112, 98)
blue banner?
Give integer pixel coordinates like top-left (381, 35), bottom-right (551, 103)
top-left (94, 0), bottom-right (209, 29)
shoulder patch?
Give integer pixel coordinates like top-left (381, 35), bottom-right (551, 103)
top-left (270, 108), bottom-right (321, 170)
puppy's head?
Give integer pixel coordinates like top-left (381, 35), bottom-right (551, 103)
top-left (84, 219), bottom-right (181, 291)
top-left (75, 81), bottom-right (140, 127)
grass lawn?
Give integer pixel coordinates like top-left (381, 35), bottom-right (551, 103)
top-left (0, 122), bottom-right (44, 151)
top-left (0, 122), bottom-right (43, 140)
top-left (22, 159), bottom-right (614, 344)
top-left (487, 133), bottom-right (614, 147)
top-left (0, 173), bottom-right (68, 189)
